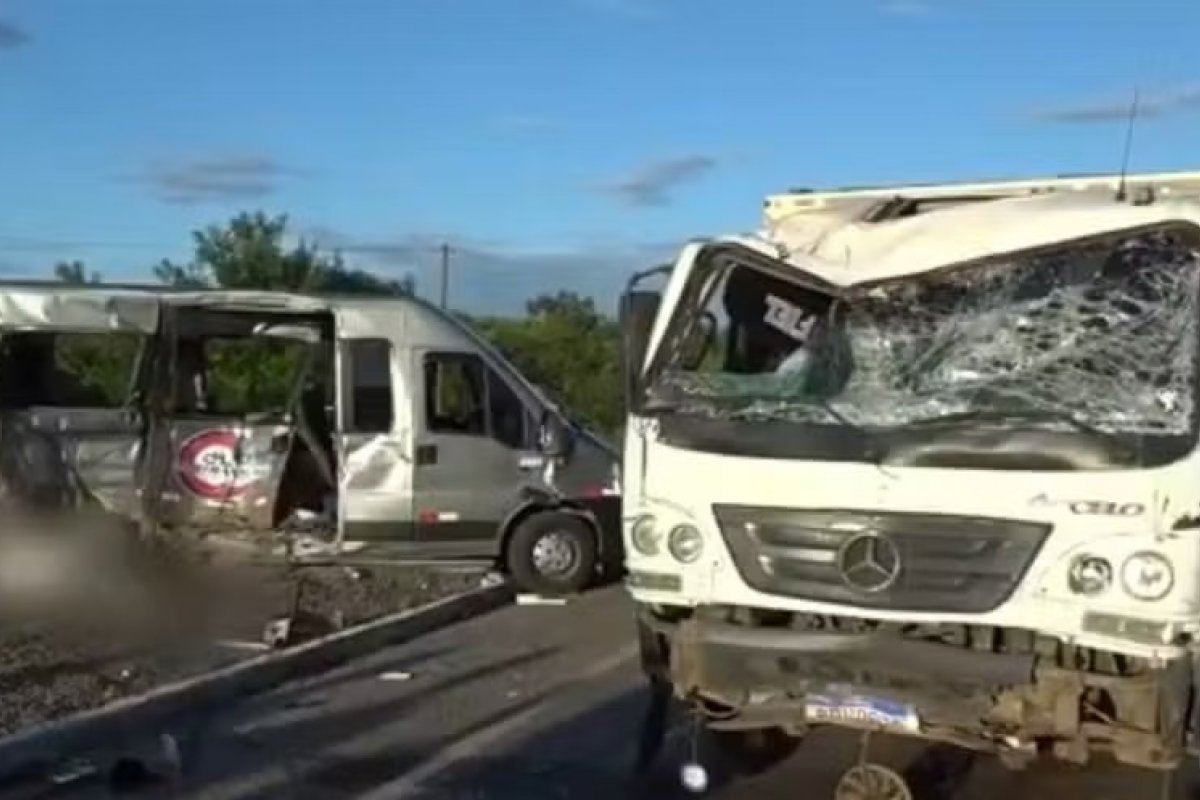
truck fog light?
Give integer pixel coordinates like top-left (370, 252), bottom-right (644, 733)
top-left (667, 524), bottom-right (704, 563)
top-left (630, 516), bottom-right (661, 556)
top-left (1068, 554), bottom-right (1112, 597)
top-left (1120, 551), bottom-right (1173, 601)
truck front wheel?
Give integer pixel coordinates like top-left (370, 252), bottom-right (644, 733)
top-left (505, 511), bottom-right (598, 596)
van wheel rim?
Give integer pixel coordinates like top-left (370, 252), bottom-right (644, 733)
top-left (532, 531), bottom-right (578, 577)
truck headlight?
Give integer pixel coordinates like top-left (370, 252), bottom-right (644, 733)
top-left (1068, 554), bottom-right (1112, 597)
top-left (630, 516), bottom-right (661, 556)
top-left (667, 524), bottom-right (704, 563)
top-left (1120, 551), bottom-right (1173, 601)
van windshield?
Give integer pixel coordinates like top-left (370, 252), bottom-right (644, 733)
top-left (647, 224), bottom-right (1200, 440)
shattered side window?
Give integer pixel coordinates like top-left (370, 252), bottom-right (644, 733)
top-left (651, 262), bottom-right (838, 406)
top-left (654, 224), bottom-right (1200, 436)
top-left (0, 331), bottom-right (143, 409)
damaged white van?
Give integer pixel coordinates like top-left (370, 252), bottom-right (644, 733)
top-left (0, 286), bottom-right (621, 595)
top-left (621, 171), bottom-right (1200, 789)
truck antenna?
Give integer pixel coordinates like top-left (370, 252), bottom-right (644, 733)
top-left (1115, 85), bottom-right (1141, 202)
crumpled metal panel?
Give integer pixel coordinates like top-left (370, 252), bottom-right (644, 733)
top-left (342, 435), bottom-right (407, 494)
top-left (0, 289), bottom-right (159, 332)
top-left (158, 421), bottom-right (293, 532)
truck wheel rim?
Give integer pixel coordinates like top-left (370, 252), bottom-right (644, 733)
top-left (532, 531), bottom-right (578, 577)
top-left (834, 764), bottom-right (912, 800)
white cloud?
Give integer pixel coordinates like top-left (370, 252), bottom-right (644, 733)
top-left (1028, 84), bottom-right (1200, 124)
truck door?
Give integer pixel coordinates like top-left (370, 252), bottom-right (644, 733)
top-left (411, 349), bottom-right (536, 548)
top-left (337, 336), bottom-right (415, 540)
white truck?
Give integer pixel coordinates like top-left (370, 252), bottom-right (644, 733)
top-left (621, 170), bottom-right (1200, 795)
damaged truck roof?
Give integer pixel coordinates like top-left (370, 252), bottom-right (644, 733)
top-left (752, 183), bottom-right (1200, 287)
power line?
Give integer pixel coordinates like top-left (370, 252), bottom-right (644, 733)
top-left (0, 234), bottom-right (180, 253)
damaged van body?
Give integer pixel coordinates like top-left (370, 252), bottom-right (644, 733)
top-left (621, 171), bottom-right (1200, 773)
top-left (0, 285), bottom-right (620, 595)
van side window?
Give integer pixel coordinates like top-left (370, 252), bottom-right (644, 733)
top-left (424, 354), bottom-right (486, 436)
top-left (346, 339), bottom-right (394, 433)
top-left (0, 331), bottom-right (143, 409)
top-left (423, 353), bottom-right (530, 448)
top-left (487, 369), bottom-right (527, 449)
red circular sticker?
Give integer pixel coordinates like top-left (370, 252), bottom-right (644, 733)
top-left (177, 429), bottom-right (259, 500)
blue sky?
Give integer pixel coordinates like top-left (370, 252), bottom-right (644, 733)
top-left (2, 0), bottom-right (1200, 313)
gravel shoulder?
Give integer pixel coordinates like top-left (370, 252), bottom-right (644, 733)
top-left (0, 560), bottom-right (488, 738)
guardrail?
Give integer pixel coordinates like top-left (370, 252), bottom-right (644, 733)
top-left (0, 581), bottom-right (515, 789)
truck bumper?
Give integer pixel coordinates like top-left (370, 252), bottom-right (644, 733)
top-left (637, 607), bottom-right (1194, 770)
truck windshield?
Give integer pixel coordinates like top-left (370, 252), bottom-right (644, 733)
top-left (647, 223), bottom-right (1200, 441)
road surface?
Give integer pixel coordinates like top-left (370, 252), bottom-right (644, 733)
top-left (44, 585), bottom-right (1188, 799)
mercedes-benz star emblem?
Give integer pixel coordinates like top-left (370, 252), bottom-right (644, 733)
top-left (837, 532), bottom-right (901, 593)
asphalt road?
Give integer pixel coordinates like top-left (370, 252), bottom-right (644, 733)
top-left (41, 585), bottom-right (1194, 800)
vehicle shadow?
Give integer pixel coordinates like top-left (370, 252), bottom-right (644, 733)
top-left (156, 646), bottom-right (561, 799)
top-left (100, 640), bottom-right (1183, 800)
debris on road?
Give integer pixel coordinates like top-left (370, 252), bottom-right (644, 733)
top-left (516, 594), bottom-right (569, 606)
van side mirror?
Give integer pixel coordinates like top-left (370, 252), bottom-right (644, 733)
top-left (619, 290), bottom-right (662, 408)
top-left (537, 411), bottom-right (573, 459)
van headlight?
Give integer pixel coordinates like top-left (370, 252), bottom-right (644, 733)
top-left (667, 524), bottom-right (704, 564)
top-left (1120, 551), bottom-right (1173, 601)
top-left (630, 516), bottom-right (661, 556)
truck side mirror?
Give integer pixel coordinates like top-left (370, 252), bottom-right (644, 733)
top-left (620, 290), bottom-right (661, 408)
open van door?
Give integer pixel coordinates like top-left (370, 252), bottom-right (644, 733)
top-left (141, 303), bottom-right (333, 538)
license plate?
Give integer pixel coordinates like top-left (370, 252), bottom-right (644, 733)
top-left (804, 692), bottom-right (920, 732)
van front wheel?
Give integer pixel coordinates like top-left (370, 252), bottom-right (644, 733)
top-left (506, 511), bottom-right (597, 596)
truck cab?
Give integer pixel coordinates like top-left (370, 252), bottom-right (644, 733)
top-left (620, 170), bottom-right (1200, 778)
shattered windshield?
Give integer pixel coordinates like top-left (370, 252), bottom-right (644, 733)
top-left (648, 224), bottom-right (1200, 439)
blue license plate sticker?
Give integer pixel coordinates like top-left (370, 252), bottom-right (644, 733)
top-left (804, 693), bottom-right (920, 732)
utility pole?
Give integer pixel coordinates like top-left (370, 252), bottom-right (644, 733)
top-left (439, 243), bottom-right (452, 309)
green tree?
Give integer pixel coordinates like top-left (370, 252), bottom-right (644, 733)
top-left (154, 211), bottom-right (414, 296)
top-left (473, 291), bottom-right (622, 437)
top-left (54, 260), bottom-right (101, 285)
top-left (50, 260), bottom-right (136, 403)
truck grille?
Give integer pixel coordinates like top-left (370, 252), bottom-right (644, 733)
top-left (712, 505), bottom-right (1051, 614)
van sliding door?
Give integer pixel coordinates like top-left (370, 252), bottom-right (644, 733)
top-left (337, 336), bottom-right (415, 541)
top-left (144, 305), bottom-right (324, 534)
